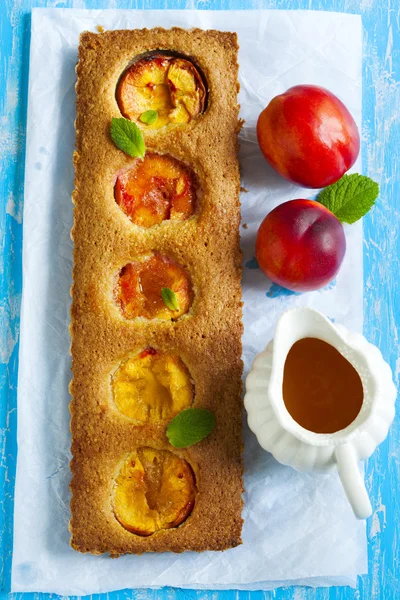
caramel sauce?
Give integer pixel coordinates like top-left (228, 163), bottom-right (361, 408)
top-left (282, 337), bottom-right (363, 434)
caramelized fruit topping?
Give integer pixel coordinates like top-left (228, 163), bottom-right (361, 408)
top-left (115, 254), bottom-right (193, 320)
top-left (117, 54), bottom-right (206, 128)
top-left (112, 348), bottom-right (194, 422)
top-left (115, 153), bottom-right (197, 228)
top-left (112, 447), bottom-right (196, 536)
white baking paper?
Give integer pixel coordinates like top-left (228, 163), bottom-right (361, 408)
top-left (12, 8), bottom-right (366, 595)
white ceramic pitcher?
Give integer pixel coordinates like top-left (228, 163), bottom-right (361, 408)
top-left (244, 307), bottom-right (396, 519)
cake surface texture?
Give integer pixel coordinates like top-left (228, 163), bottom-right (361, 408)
top-left (70, 27), bottom-right (243, 556)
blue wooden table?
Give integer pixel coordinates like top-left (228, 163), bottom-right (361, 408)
top-left (1, 0), bottom-right (399, 598)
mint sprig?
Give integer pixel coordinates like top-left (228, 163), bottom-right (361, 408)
top-left (161, 287), bottom-right (179, 311)
top-left (167, 408), bottom-right (216, 448)
top-left (318, 173), bottom-right (379, 224)
top-left (140, 110), bottom-right (158, 125)
top-left (110, 117), bottom-right (145, 158)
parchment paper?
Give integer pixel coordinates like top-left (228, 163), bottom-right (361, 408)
top-left (12, 8), bottom-right (366, 595)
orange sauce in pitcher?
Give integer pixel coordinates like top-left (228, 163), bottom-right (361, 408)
top-left (282, 337), bottom-right (363, 434)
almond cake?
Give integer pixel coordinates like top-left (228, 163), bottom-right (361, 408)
top-left (70, 27), bottom-right (243, 556)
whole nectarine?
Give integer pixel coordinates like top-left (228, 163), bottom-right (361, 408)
top-left (256, 199), bottom-right (346, 292)
top-left (257, 85), bottom-right (360, 188)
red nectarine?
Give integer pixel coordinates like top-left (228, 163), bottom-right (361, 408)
top-left (256, 199), bottom-right (346, 292)
top-left (257, 85), bottom-right (360, 188)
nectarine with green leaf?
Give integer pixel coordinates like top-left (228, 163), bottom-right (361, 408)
top-left (256, 199), bottom-right (346, 292)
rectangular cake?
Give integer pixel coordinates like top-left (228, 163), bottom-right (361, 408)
top-left (70, 27), bottom-right (243, 555)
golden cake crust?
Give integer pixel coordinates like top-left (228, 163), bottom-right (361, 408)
top-left (70, 27), bottom-right (243, 556)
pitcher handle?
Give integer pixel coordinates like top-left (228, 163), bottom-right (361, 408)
top-left (335, 444), bottom-right (372, 519)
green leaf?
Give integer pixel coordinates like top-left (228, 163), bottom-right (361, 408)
top-left (317, 173), bottom-right (379, 224)
top-left (167, 408), bottom-right (216, 448)
top-left (161, 287), bottom-right (179, 311)
top-left (139, 110), bottom-right (158, 125)
top-left (110, 117), bottom-right (145, 158)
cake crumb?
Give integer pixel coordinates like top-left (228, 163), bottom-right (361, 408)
top-left (96, 25), bottom-right (105, 33)
top-left (240, 186), bottom-right (248, 193)
top-left (242, 223), bottom-right (248, 229)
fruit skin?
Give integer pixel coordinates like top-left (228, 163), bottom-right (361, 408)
top-left (257, 85), bottom-right (360, 188)
top-left (255, 199), bottom-right (346, 292)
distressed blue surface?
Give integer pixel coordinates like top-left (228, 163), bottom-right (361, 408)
top-left (266, 283), bottom-right (302, 298)
top-left (266, 279), bottom-right (336, 298)
top-left (0, 0), bottom-right (399, 599)
top-left (243, 257), bottom-right (336, 297)
top-left (245, 257), bottom-right (260, 270)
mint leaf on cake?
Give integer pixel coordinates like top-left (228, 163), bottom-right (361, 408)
top-left (110, 117), bottom-right (145, 158)
top-left (167, 408), bottom-right (216, 448)
top-left (139, 110), bottom-right (158, 125)
top-left (161, 287), bottom-right (180, 312)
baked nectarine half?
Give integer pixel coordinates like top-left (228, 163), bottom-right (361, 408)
top-left (112, 348), bottom-right (194, 422)
top-left (115, 153), bottom-right (198, 228)
top-left (117, 53), bottom-right (206, 128)
top-left (112, 447), bottom-right (196, 536)
top-left (115, 253), bottom-right (193, 320)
